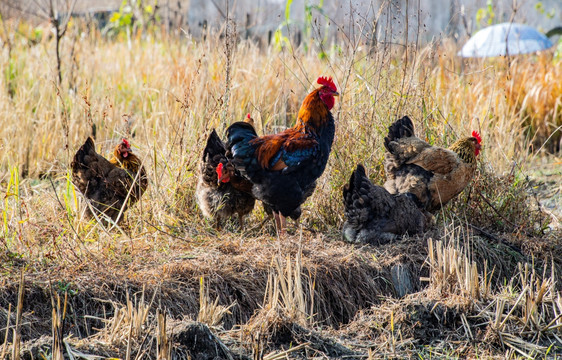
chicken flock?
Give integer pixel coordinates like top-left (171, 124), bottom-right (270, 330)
top-left (71, 76), bottom-right (481, 243)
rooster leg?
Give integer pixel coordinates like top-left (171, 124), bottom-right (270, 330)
top-left (274, 212), bottom-right (281, 233)
top-left (273, 212), bottom-right (286, 237)
top-left (280, 214), bottom-right (287, 234)
top-left (293, 216), bottom-right (300, 229)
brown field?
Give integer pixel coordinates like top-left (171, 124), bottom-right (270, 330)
top-left (0, 10), bottom-right (562, 360)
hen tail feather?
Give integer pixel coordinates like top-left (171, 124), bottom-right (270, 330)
top-left (71, 137), bottom-right (97, 171)
top-left (384, 116), bottom-right (415, 152)
top-left (203, 129), bottom-right (226, 162)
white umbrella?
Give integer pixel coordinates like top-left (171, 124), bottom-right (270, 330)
top-left (458, 22), bottom-right (554, 58)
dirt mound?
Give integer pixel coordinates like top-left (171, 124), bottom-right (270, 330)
top-left (1, 226), bottom-right (561, 358)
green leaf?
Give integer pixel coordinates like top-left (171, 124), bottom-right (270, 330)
top-left (121, 13), bottom-right (133, 26)
top-left (284, 0), bottom-right (293, 22)
top-left (476, 8), bottom-right (485, 25)
top-left (535, 2), bottom-right (544, 14)
top-left (109, 12), bottom-right (121, 23)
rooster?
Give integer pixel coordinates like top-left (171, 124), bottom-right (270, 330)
top-left (342, 164), bottom-right (426, 244)
top-left (226, 76), bottom-right (338, 234)
top-left (383, 116), bottom-right (482, 213)
top-left (196, 117), bottom-right (256, 229)
top-left (71, 137), bottom-right (148, 222)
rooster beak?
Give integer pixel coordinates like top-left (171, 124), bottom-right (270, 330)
top-left (333, 91), bottom-right (339, 96)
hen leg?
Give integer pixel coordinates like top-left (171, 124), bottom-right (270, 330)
top-left (424, 211), bottom-right (436, 227)
top-left (238, 214), bottom-right (245, 231)
top-left (214, 215), bottom-right (222, 231)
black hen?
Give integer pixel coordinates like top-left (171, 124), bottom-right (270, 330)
top-left (342, 164), bottom-right (426, 245)
top-left (195, 129), bottom-right (255, 228)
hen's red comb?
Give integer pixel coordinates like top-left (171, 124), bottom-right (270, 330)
top-left (216, 162), bottom-right (224, 180)
top-left (471, 131), bottom-right (481, 144)
top-left (122, 139), bottom-right (130, 147)
top-left (317, 76), bottom-right (337, 92)
top-left (247, 113), bottom-right (251, 119)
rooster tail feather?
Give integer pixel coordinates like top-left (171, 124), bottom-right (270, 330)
top-left (226, 121), bottom-right (258, 147)
top-left (384, 116), bottom-right (415, 151)
top-left (226, 121), bottom-right (260, 173)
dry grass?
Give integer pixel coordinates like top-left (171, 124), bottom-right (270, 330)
top-left (197, 276), bottom-right (236, 328)
top-left (425, 237), bottom-right (492, 300)
top-left (0, 18), bottom-right (560, 263)
top-left (0, 11), bottom-right (561, 359)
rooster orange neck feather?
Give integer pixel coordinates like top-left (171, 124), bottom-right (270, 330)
top-left (250, 89), bottom-right (332, 169)
top-left (249, 85), bottom-right (334, 169)
top-left (296, 88), bottom-right (330, 130)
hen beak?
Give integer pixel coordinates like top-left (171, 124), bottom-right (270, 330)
top-left (333, 91), bottom-right (339, 96)
top-left (217, 171), bottom-right (230, 185)
top-left (217, 174), bottom-right (230, 185)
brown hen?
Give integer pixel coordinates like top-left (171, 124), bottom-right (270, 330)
top-left (71, 137), bottom-right (148, 222)
top-left (383, 116), bottom-right (481, 212)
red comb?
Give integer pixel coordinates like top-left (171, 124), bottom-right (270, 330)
top-left (247, 113), bottom-right (251, 119)
top-left (317, 76), bottom-right (337, 92)
top-left (471, 131), bottom-right (481, 144)
top-left (122, 139), bottom-right (130, 147)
